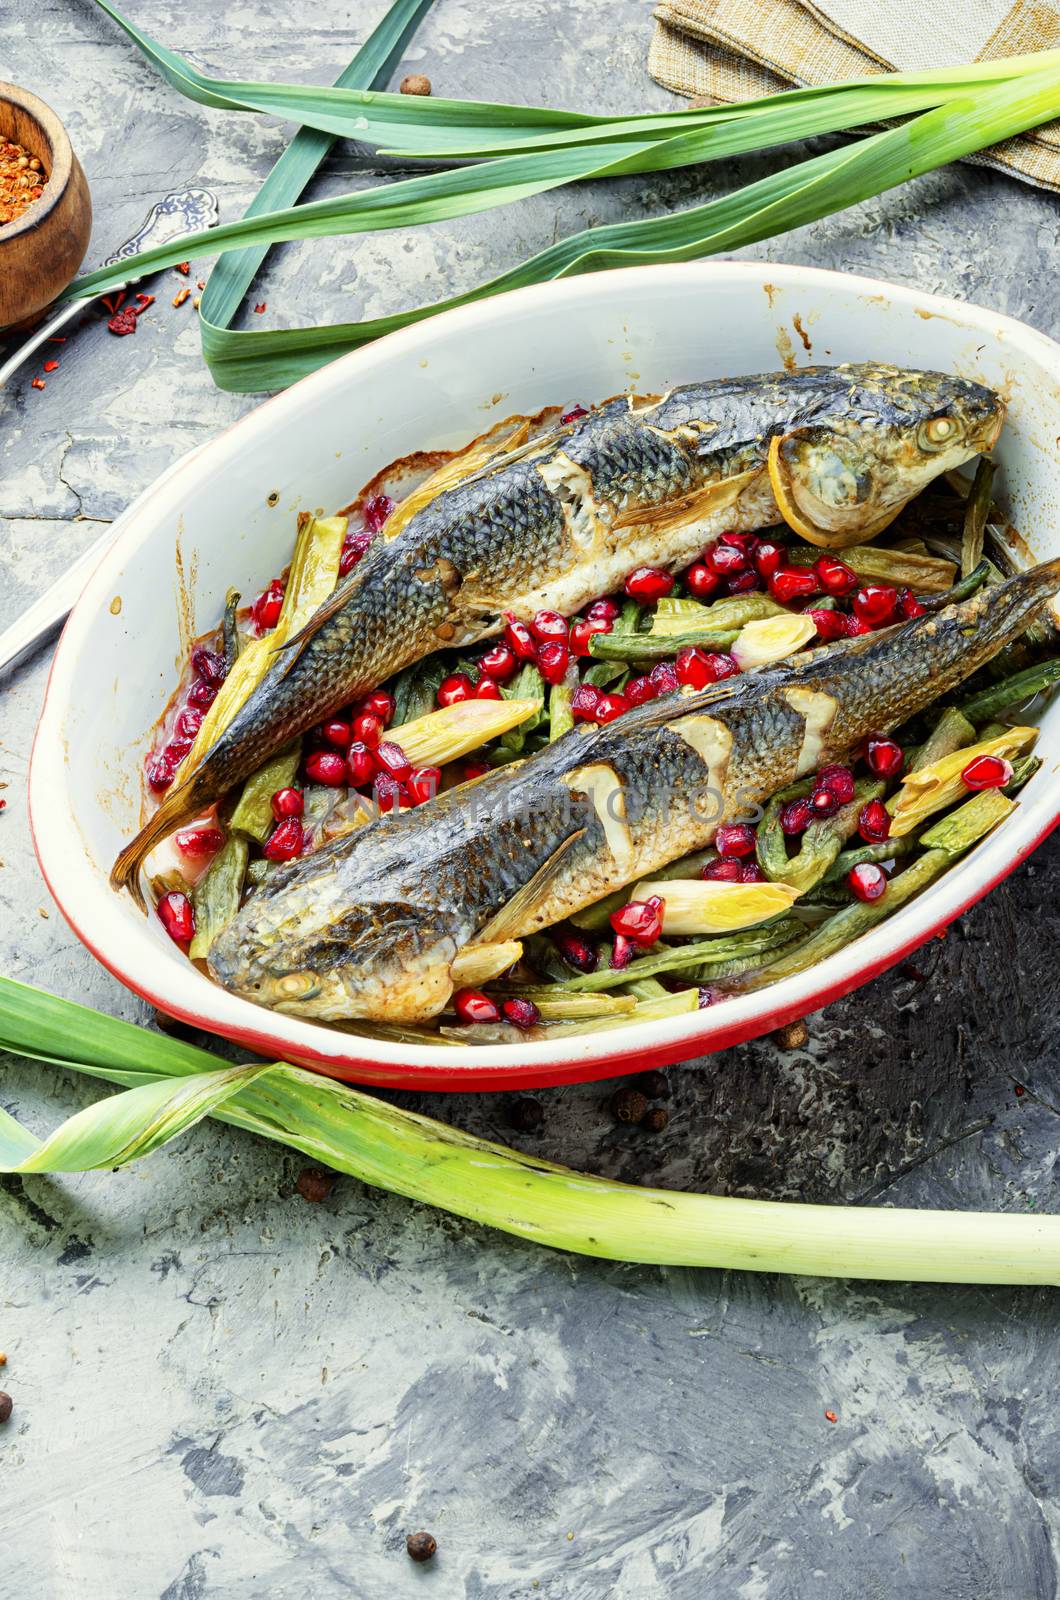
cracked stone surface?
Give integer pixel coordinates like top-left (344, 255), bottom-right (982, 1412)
top-left (2, 2), bottom-right (1060, 1597)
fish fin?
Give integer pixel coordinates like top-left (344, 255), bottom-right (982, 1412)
top-left (767, 432), bottom-right (906, 550)
top-left (268, 576), bottom-right (360, 660)
top-left (610, 466), bottom-right (762, 533)
top-left (474, 829), bottom-right (587, 945)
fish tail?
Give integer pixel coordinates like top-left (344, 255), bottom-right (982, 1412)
top-left (110, 767), bottom-right (217, 909)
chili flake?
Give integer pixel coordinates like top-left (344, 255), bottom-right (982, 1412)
top-left (31, 378), bottom-right (45, 390)
top-left (824, 1410), bottom-right (838, 1424)
top-left (108, 306), bottom-right (139, 336)
top-left (254, 302), bottom-right (267, 314)
top-left (172, 287), bottom-right (191, 307)
top-left (0, 139), bottom-right (46, 228)
top-left (174, 261), bottom-right (190, 276)
top-left (196, 279), bottom-right (205, 290)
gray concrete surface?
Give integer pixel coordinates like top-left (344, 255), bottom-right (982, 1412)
top-left (3, 2), bottom-right (1060, 1596)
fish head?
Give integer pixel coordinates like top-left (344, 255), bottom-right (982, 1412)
top-left (768, 364), bottom-right (1005, 549)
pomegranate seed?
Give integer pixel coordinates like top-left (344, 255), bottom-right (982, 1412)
top-left (686, 648), bottom-right (740, 688)
top-left (502, 997), bottom-right (541, 1030)
top-left (361, 689), bottom-right (395, 725)
top-left (610, 895), bottom-right (665, 947)
top-left (724, 569), bottom-right (761, 595)
top-left (806, 607), bottom-right (854, 642)
top-left (376, 740), bottom-right (412, 782)
top-left (554, 931), bottom-right (597, 972)
top-left (817, 764), bottom-right (855, 804)
top-left (649, 661), bottom-right (680, 695)
top-left (175, 825), bottom-right (224, 858)
top-left (503, 614), bottom-right (537, 661)
top-left (961, 752), bottom-right (1013, 790)
top-left (810, 786), bottom-right (840, 819)
top-left (373, 771), bottom-right (406, 814)
top-left (305, 750), bottom-right (347, 786)
top-left (813, 555), bottom-right (858, 596)
top-left (363, 493), bottom-right (395, 533)
top-left (353, 710), bottom-right (383, 748)
top-left (187, 679), bottom-right (218, 710)
top-left (191, 646), bottom-right (226, 685)
top-left (769, 566), bottom-right (817, 605)
top-left (625, 566), bottom-right (674, 602)
top-left (595, 691), bottom-right (628, 723)
top-left (625, 675), bottom-right (657, 706)
top-left (263, 817), bottom-right (304, 861)
top-left (167, 735), bottom-right (193, 764)
top-left (701, 857), bottom-right (744, 882)
top-left (561, 403), bottom-right (588, 424)
top-left (462, 758), bottom-right (490, 782)
top-left (322, 718), bottom-right (351, 749)
top-left (436, 674), bottom-right (475, 707)
top-left (271, 787), bottom-right (304, 820)
top-left (569, 618), bottom-right (602, 657)
top-left (853, 583), bottom-right (898, 628)
top-left (858, 799), bottom-right (891, 842)
top-left (715, 823), bottom-right (756, 857)
top-left (537, 641), bottom-right (570, 685)
top-left (721, 531), bottom-right (759, 554)
top-left (848, 862), bottom-right (888, 902)
top-left (475, 677), bottom-right (503, 700)
top-left (685, 562), bottom-right (721, 600)
top-left (175, 706), bottom-right (202, 740)
top-left (251, 577), bottom-right (285, 634)
top-left (610, 934), bottom-right (635, 969)
top-left (454, 988), bottom-right (501, 1024)
top-left (780, 797), bottom-right (814, 835)
top-left (864, 735), bottom-right (904, 779)
top-left (408, 766), bottom-right (441, 805)
top-left (479, 642), bottom-right (517, 681)
top-left (347, 742), bottom-right (376, 787)
top-left (531, 609), bottom-right (568, 642)
top-left (158, 890), bottom-right (194, 944)
top-left (898, 587), bottom-right (926, 619)
top-left (741, 861), bottom-right (767, 883)
top-left (587, 598), bottom-right (620, 623)
top-left (753, 541), bottom-right (785, 580)
top-left (676, 647), bottom-right (711, 689)
top-left (571, 683), bottom-right (602, 721)
top-left (707, 542), bottom-right (748, 576)
top-left (339, 529), bottom-right (374, 575)
top-left (146, 751), bottom-right (178, 793)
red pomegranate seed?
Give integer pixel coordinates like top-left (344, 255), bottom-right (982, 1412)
top-left (696, 650), bottom-right (740, 686)
top-left (191, 646), bottom-right (227, 685)
top-left (686, 561), bottom-right (722, 600)
top-left (321, 718), bottom-right (351, 749)
top-left (753, 541), bottom-right (785, 580)
top-left (531, 609), bottom-right (568, 642)
top-left (897, 587), bottom-right (926, 619)
top-left (187, 679), bottom-right (218, 710)
top-left (436, 674), bottom-right (475, 708)
top-left (817, 764), bottom-right (855, 804)
top-left (361, 689), bottom-right (395, 725)
top-left (858, 799), bottom-right (891, 842)
top-left (625, 674), bottom-right (657, 706)
top-left (167, 735), bottom-right (193, 765)
top-left (595, 691), bottom-right (628, 723)
top-left (373, 771), bottom-right (406, 814)
top-left (741, 861), bottom-right (767, 883)
top-left (271, 787), bottom-right (304, 820)
top-left (263, 817), bottom-right (304, 861)
top-left (610, 895), bottom-right (664, 947)
top-left (502, 997), bottom-right (541, 1030)
top-left (347, 742), bottom-right (376, 787)
top-left (363, 493), bottom-right (395, 533)
top-left (503, 614), bottom-right (537, 661)
top-left (724, 569), bottom-right (761, 595)
top-left (610, 934), bottom-right (635, 970)
top-left (806, 607), bottom-right (853, 642)
top-left (810, 786), bottom-right (840, 819)
top-left (175, 706), bottom-right (202, 741)
top-left (676, 647), bottom-right (710, 689)
top-left (353, 710), bottom-right (383, 747)
top-left (251, 577), bottom-right (285, 634)
top-left (305, 750), bottom-right (347, 786)
top-left (537, 641), bottom-right (570, 685)
top-left (853, 583), bottom-right (898, 628)
top-left (146, 751), bottom-right (178, 793)
top-left (701, 857), bottom-right (744, 881)
top-left (961, 752), bottom-right (1013, 790)
top-left (848, 862), bottom-right (888, 903)
top-left (569, 618), bottom-right (601, 657)
top-left (706, 542), bottom-right (748, 577)
top-left (721, 531), bottom-right (759, 554)
top-left (454, 988), bottom-right (501, 1024)
top-left (864, 735), bottom-right (904, 779)
top-left (587, 598), bottom-right (620, 623)
top-left (813, 555), bottom-right (858, 596)
top-left (175, 825), bottom-right (224, 858)
top-left (554, 931), bottom-right (597, 972)
top-left (715, 823), bottom-right (756, 858)
top-left (571, 683), bottom-right (602, 721)
top-left (561, 403), bottom-right (588, 424)
top-left (339, 529), bottom-right (374, 575)
top-left (408, 766), bottom-right (441, 805)
top-left (376, 740), bottom-right (412, 782)
top-left (475, 677), bottom-right (502, 700)
top-left (650, 661), bottom-right (680, 695)
top-left (158, 890), bottom-right (194, 944)
top-left (625, 566), bottom-right (674, 602)
top-left (479, 642), bottom-right (517, 681)
top-left (780, 797), bottom-right (814, 835)
top-left (769, 566), bottom-right (817, 605)
top-left (462, 758), bottom-right (490, 782)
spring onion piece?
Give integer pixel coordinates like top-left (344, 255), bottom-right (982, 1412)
top-left (731, 611), bottom-right (818, 671)
top-left (887, 726), bottom-right (1037, 836)
top-left (387, 696), bottom-right (540, 767)
top-left (570, 849), bottom-right (722, 929)
top-left (493, 987), bottom-right (638, 1017)
top-left (1005, 753), bottom-right (1042, 794)
top-left (917, 787), bottom-right (1016, 852)
top-left (449, 941), bottom-right (524, 987)
top-left (549, 682), bottom-right (574, 741)
top-left (916, 557), bottom-right (991, 613)
top-left (630, 877), bottom-right (799, 934)
top-left (222, 588), bottom-right (242, 670)
top-left (957, 658), bottom-right (1060, 723)
top-left (229, 741), bottom-right (301, 840)
top-left (561, 921), bottom-right (802, 991)
top-left (787, 542), bottom-right (957, 592)
top-left (823, 834), bottom-right (918, 882)
top-left (189, 835), bottom-right (250, 959)
top-left (960, 458), bottom-right (996, 578)
top-left (908, 706), bottom-right (976, 774)
top-left (774, 779), bottom-right (884, 895)
top-left (384, 418), bottom-right (534, 541)
top-left (650, 593), bottom-right (783, 634)
top-left (756, 796), bottom-right (794, 882)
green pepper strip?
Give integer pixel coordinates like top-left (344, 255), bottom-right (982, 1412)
top-left (957, 658), bottom-right (1060, 724)
top-left (189, 835), bottom-right (250, 960)
top-left (823, 834), bottom-right (918, 883)
top-left (908, 705), bottom-right (976, 774)
top-left (560, 920), bottom-right (801, 992)
top-left (589, 628), bottom-right (740, 662)
top-left (960, 458), bottom-right (995, 579)
top-left (229, 740), bottom-right (301, 841)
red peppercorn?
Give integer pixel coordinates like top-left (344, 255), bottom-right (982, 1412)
top-left (650, 661), bottom-right (680, 695)
top-left (361, 690), bottom-right (395, 725)
top-left (321, 718), bottom-right (351, 749)
top-left (610, 934), bottom-right (635, 969)
top-left (271, 787), bottom-right (304, 820)
top-left (624, 566), bottom-right (675, 602)
top-left (305, 750), bottom-right (347, 787)
top-left (864, 735), bottom-right (904, 779)
top-left (339, 529), bottom-right (374, 575)
top-left (561, 403), bottom-right (588, 424)
top-left (192, 647), bottom-right (227, 685)
top-left (503, 614), bottom-right (538, 661)
top-left (554, 931), bottom-right (597, 972)
top-left (806, 607), bottom-right (854, 642)
top-left (187, 679), bottom-right (218, 710)
top-left (769, 566), bottom-right (817, 605)
top-left (625, 674), bottom-right (657, 706)
top-left (352, 710), bottom-right (384, 748)
top-left (436, 675), bottom-right (474, 708)
top-left (157, 890), bottom-right (194, 944)
top-left (848, 862), bottom-right (888, 902)
top-left (251, 577), bottom-right (286, 634)
top-left (407, 766), bottom-right (441, 805)
top-left (817, 764), bottom-right (855, 804)
top-left (594, 691), bottom-right (628, 723)
top-left (263, 817), bottom-right (304, 861)
top-left (707, 541), bottom-right (748, 577)
top-left (376, 741), bottom-right (412, 782)
top-left (571, 682), bottom-right (602, 722)
top-left (537, 640), bottom-right (570, 685)
top-left (479, 642), bottom-right (517, 681)
top-left (741, 861), bottom-right (767, 883)
top-left (610, 895), bottom-right (665, 947)
top-left (175, 825), bottom-right (224, 859)
top-left (347, 742), bottom-right (376, 787)
top-left (685, 562), bottom-right (722, 600)
top-left (715, 823), bottom-right (756, 857)
top-left (813, 554), bottom-right (858, 596)
top-left (502, 997), bottom-right (541, 1030)
top-left (475, 677), bottom-right (502, 700)
top-left (453, 988), bottom-right (501, 1024)
top-left (587, 598), bottom-right (620, 624)
top-left (858, 799), bottom-right (891, 842)
top-left (363, 493), bottom-right (394, 533)
top-left (701, 857), bottom-right (745, 881)
top-left (853, 583), bottom-right (898, 628)
top-left (960, 752), bottom-right (1013, 790)
top-left (780, 797), bottom-right (814, 835)
top-left (531, 609), bottom-right (568, 643)
top-left (753, 541), bottom-right (785, 580)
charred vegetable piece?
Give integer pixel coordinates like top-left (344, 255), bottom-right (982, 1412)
top-left (189, 835), bottom-right (249, 960)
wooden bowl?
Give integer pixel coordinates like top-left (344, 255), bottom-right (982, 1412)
top-left (0, 81), bottom-right (92, 328)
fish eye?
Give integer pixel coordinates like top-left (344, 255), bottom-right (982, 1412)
top-left (918, 416), bottom-right (959, 450)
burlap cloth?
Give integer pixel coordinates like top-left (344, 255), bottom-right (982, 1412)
top-left (649, 0), bottom-right (1060, 190)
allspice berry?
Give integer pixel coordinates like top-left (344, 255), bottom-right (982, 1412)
top-left (639, 1070), bottom-right (670, 1099)
top-left (508, 1096), bottom-right (544, 1134)
top-left (0, 1393), bottom-right (12, 1424)
top-left (406, 1531), bottom-right (437, 1563)
top-left (610, 1087), bottom-right (648, 1125)
top-left (400, 74), bottom-right (432, 96)
top-left (643, 1106), bottom-right (669, 1133)
top-left (295, 1167), bottom-right (334, 1203)
top-left (773, 1018), bottom-right (809, 1051)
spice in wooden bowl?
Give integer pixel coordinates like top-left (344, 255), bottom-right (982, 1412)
top-left (0, 138), bottom-right (46, 229)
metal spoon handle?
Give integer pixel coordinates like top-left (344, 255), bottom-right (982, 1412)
top-left (0, 527), bottom-right (116, 673)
